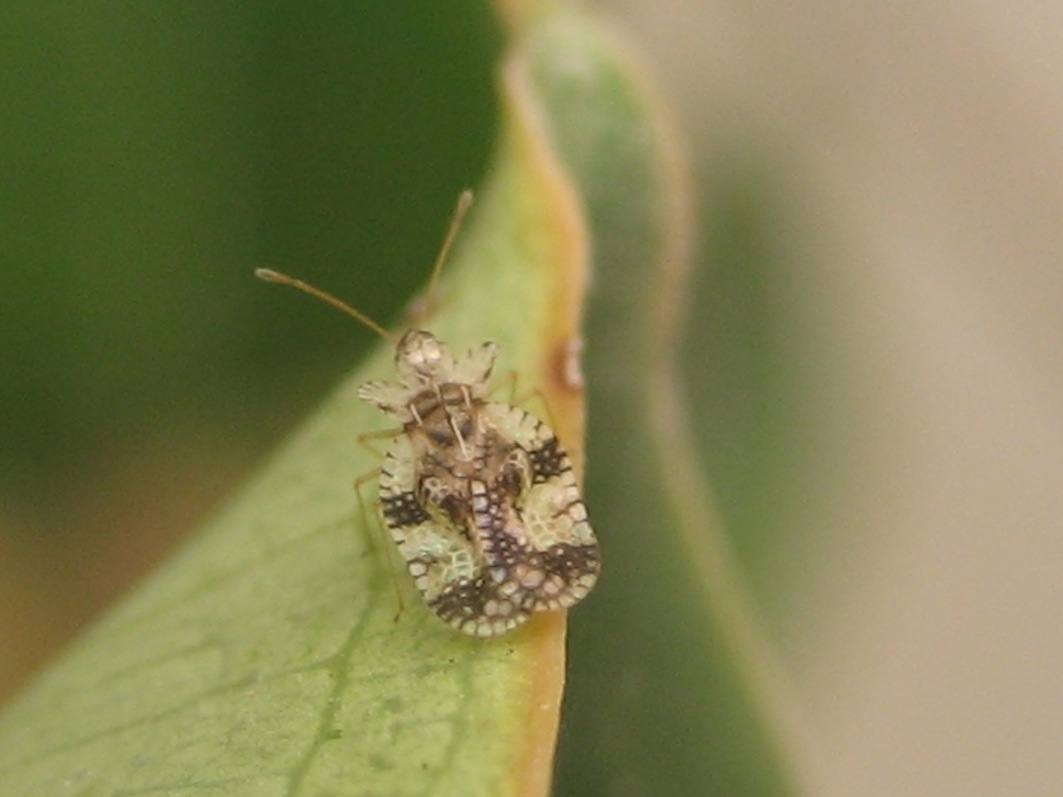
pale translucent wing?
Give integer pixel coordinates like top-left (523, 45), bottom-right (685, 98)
top-left (481, 403), bottom-right (600, 611)
top-left (379, 436), bottom-right (475, 600)
top-left (379, 436), bottom-right (531, 636)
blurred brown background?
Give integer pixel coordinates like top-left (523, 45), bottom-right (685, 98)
top-left (608, 2), bottom-right (1063, 795)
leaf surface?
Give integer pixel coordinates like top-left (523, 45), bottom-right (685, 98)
top-left (0, 3), bottom-right (813, 796)
top-left (0, 4), bottom-right (599, 796)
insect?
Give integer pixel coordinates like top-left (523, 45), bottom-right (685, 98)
top-left (256, 191), bottom-right (599, 637)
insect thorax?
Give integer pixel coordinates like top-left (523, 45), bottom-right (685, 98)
top-left (404, 388), bottom-right (522, 507)
top-left (405, 383), bottom-right (477, 446)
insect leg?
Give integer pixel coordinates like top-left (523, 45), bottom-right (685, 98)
top-left (357, 427), bottom-right (402, 458)
top-left (355, 427), bottom-right (409, 623)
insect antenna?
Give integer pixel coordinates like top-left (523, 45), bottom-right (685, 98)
top-left (424, 189), bottom-right (474, 306)
top-left (403, 189), bottom-right (474, 326)
top-left (254, 268), bottom-right (398, 345)
top-left (255, 189), bottom-right (474, 337)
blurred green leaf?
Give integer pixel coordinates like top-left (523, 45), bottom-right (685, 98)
top-left (0, 1), bottom-right (498, 505)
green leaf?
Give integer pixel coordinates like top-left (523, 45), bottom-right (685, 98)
top-left (0, 2), bottom-right (811, 796)
top-left (0, 7), bottom-right (585, 797)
